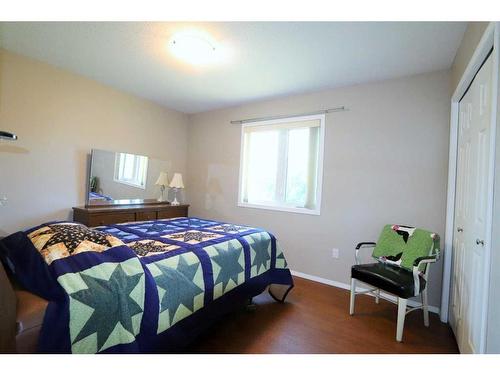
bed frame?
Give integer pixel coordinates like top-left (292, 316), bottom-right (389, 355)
top-left (0, 259), bottom-right (48, 353)
top-left (0, 258), bottom-right (291, 353)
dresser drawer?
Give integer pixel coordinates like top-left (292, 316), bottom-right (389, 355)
top-left (136, 211), bottom-right (158, 221)
top-left (157, 206), bottom-right (188, 219)
top-left (89, 213), bottom-right (136, 227)
top-left (73, 204), bottom-right (189, 226)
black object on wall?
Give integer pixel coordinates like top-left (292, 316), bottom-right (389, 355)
top-left (0, 131), bottom-right (17, 141)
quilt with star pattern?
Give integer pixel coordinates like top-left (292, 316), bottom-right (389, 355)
top-left (0, 217), bottom-right (293, 353)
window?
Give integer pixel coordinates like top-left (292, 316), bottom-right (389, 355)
top-left (114, 152), bottom-right (149, 189)
top-left (238, 114), bottom-right (325, 215)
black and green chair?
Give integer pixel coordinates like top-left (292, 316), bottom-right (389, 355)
top-left (349, 224), bottom-right (440, 342)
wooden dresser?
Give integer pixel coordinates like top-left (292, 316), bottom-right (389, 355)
top-left (73, 203), bottom-right (189, 227)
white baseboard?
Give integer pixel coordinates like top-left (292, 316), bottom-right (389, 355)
top-left (290, 270), bottom-right (440, 315)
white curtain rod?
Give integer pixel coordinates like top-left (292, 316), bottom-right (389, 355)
top-left (230, 106), bottom-right (347, 124)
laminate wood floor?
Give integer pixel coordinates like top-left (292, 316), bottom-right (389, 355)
top-left (185, 276), bottom-right (459, 354)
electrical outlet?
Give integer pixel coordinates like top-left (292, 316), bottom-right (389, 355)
top-left (331, 248), bottom-right (340, 259)
top-left (0, 196), bottom-right (7, 206)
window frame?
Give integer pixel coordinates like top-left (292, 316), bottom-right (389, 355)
top-left (113, 152), bottom-right (149, 190)
top-left (237, 113), bottom-right (325, 215)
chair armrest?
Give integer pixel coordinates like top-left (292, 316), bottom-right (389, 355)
top-left (411, 252), bottom-right (440, 297)
top-left (355, 242), bottom-right (377, 250)
top-left (354, 242), bottom-right (376, 265)
top-left (413, 255), bottom-right (439, 267)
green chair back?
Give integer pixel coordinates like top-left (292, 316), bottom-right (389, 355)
top-left (372, 224), bottom-right (440, 270)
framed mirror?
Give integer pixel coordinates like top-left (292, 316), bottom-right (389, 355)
top-left (87, 149), bottom-right (172, 206)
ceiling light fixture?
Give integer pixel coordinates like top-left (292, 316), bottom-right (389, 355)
top-left (169, 30), bottom-right (228, 66)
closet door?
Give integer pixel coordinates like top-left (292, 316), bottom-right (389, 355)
top-left (451, 83), bottom-right (472, 349)
top-left (451, 53), bottom-right (493, 354)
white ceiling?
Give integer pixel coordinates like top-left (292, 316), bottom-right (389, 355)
top-left (0, 22), bottom-right (467, 113)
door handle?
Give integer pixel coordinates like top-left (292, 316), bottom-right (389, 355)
top-left (476, 239), bottom-right (485, 246)
top-left (457, 227), bottom-right (463, 232)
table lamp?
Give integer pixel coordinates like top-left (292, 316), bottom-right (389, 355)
top-left (169, 173), bottom-right (184, 206)
top-left (155, 172), bottom-right (169, 202)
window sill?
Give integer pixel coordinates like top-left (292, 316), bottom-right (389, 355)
top-left (113, 178), bottom-right (146, 190)
top-left (237, 202), bottom-right (320, 216)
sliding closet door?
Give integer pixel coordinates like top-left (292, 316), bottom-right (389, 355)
top-left (451, 53), bottom-right (493, 354)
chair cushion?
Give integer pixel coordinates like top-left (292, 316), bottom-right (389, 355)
top-left (351, 262), bottom-right (426, 298)
top-left (371, 224), bottom-right (440, 270)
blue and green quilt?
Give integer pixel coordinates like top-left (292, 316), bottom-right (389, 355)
top-left (0, 217), bottom-right (293, 353)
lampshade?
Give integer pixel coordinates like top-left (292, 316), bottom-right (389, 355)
top-left (169, 173), bottom-right (184, 189)
top-left (155, 172), bottom-right (169, 186)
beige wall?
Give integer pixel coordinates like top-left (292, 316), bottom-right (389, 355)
top-left (450, 22), bottom-right (489, 92)
top-left (0, 50), bottom-right (189, 235)
top-left (187, 70), bottom-right (451, 308)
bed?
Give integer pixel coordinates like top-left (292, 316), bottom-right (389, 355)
top-left (0, 217), bottom-right (293, 353)
top-left (88, 192), bottom-right (113, 201)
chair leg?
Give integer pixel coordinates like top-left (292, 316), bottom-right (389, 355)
top-left (396, 298), bottom-right (407, 342)
top-left (349, 278), bottom-right (356, 315)
top-left (375, 289), bottom-right (380, 304)
top-left (422, 288), bottom-right (429, 327)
